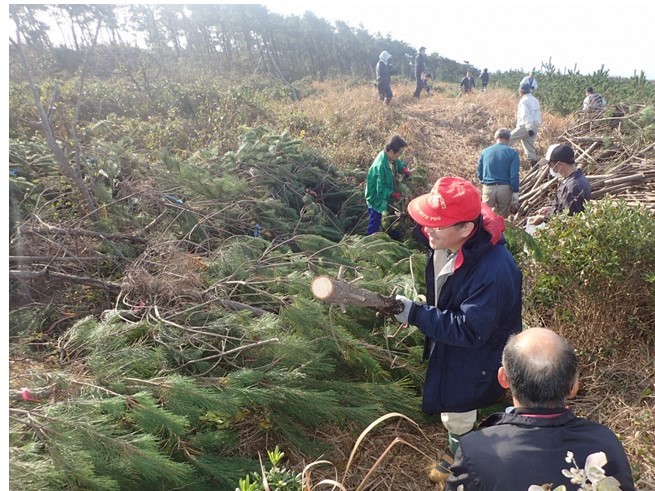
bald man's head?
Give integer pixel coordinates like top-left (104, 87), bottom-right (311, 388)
top-left (502, 328), bottom-right (578, 408)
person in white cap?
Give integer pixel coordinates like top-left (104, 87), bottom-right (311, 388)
top-left (376, 50), bottom-right (394, 104)
top-left (527, 143), bottom-right (592, 226)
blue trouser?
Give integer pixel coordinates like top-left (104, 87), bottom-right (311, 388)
top-left (366, 208), bottom-right (382, 235)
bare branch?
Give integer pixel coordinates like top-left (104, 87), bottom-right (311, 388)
top-left (21, 225), bottom-right (147, 244)
top-left (9, 270), bottom-right (121, 294)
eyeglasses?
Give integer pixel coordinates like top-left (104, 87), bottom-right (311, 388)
top-left (426, 221), bottom-right (469, 232)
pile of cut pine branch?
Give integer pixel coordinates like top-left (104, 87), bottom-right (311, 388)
top-left (515, 104), bottom-right (655, 224)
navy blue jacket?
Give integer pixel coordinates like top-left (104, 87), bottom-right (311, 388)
top-left (445, 408), bottom-right (635, 491)
top-left (407, 214), bottom-right (522, 414)
top-left (553, 168), bottom-right (592, 215)
top-left (415, 53), bottom-right (426, 79)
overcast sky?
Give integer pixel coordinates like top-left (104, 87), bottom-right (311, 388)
top-left (260, 0), bottom-right (654, 79)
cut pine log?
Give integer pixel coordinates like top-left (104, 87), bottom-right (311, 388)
top-left (311, 275), bottom-right (403, 316)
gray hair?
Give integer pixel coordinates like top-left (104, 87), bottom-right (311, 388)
top-left (502, 332), bottom-right (578, 407)
top-left (494, 128), bottom-right (511, 140)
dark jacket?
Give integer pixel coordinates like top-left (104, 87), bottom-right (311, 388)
top-left (415, 53), bottom-right (426, 79)
top-left (460, 76), bottom-right (475, 92)
top-left (445, 408), bottom-right (635, 491)
top-left (553, 169), bottom-right (592, 215)
top-left (407, 208), bottom-right (522, 414)
top-left (376, 61), bottom-right (392, 88)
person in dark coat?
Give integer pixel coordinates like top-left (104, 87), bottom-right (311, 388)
top-left (413, 46), bottom-right (427, 98)
top-left (393, 177), bottom-right (522, 483)
top-left (459, 71), bottom-right (475, 93)
top-left (527, 143), bottom-right (592, 228)
top-left (445, 328), bottom-right (635, 491)
top-left (479, 68), bottom-right (490, 91)
top-left (376, 50), bottom-right (393, 104)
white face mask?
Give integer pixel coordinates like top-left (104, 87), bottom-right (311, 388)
top-left (549, 164), bottom-right (562, 179)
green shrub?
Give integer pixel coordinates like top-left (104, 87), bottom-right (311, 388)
top-left (493, 64), bottom-right (655, 116)
top-left (523, 198), bottom-right (655, 346)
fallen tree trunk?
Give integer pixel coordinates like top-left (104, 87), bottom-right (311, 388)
top-left (311, 275), bottom-right (403, 316)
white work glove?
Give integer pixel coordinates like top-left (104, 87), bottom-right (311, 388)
top-left (394, 295), bottom-right (414, 324)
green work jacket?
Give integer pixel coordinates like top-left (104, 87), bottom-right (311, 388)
top-left (364, 151), bottom-right (407, 213)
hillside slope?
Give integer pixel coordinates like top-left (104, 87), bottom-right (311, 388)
top-left (276, 79), bottom-right (655, 222)
top-left (276, 80), bottom-right (571, 182)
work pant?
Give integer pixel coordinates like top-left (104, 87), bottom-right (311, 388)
top-left (509, 126), bottom-right (538, 161)
top-left (366, 208), bottom-right (382, 235)
top-left (413, 75), bottom-right (424, 98)
top-left (482, 184), bottom-right (513, 217)
top-left (377, 82), bottom-right (393, 103)
top-left (441, 410), bottom-right (477, 453)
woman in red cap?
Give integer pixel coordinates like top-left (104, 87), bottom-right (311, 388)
top-left (394, 176), bottom-right (523, 482)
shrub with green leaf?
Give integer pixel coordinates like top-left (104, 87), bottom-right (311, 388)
top-left (523, 198), bottom-right (655, 348)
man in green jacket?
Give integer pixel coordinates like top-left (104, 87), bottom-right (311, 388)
top-left (365, 135), bottom-right (411, 235)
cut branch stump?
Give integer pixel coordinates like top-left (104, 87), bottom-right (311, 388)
top-left (311, 275), bottom-right (403, 316)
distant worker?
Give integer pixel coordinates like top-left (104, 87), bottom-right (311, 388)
top-left (422, 73), bottom-right (434, 95)
top-left (477, 128), bottom-right (520, 217)
top-left (364, 135), bottom-right (411, 235)
top-left (509, 83), bottom-right (542, 166)
top-left (519, 71), bottom-right (538, 92)
top-left (413, 46), bottom-right (427, 98)
top-left (376, 51), bottom-right (394, 104)
top-left (583, 86), bottom-right (607, 115)
top-left (479, 68), bottom-right (490, 92)
top-left (459, 71), bottom-right (475, 93)
top-left (445, 328), bottom-right (635, 491)
top-left (527, 144), bottom-right (592, 227)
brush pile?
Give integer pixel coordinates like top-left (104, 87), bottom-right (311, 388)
top-left (515, 104), bottom-right (655, 223)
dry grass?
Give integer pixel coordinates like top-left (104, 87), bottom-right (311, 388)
top-left (276, 79), bottom-right (574, 193)
top-left (292, 417), bottom-right (445, 491)
top-left (535, 290), bottom-right (655, 489)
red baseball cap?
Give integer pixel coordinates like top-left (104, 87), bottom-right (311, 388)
top-left (408, 177), bottom-right (482, 227)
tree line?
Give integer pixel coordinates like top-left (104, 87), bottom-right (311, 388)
top-left (9, 3), bottom-right (473, 85)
